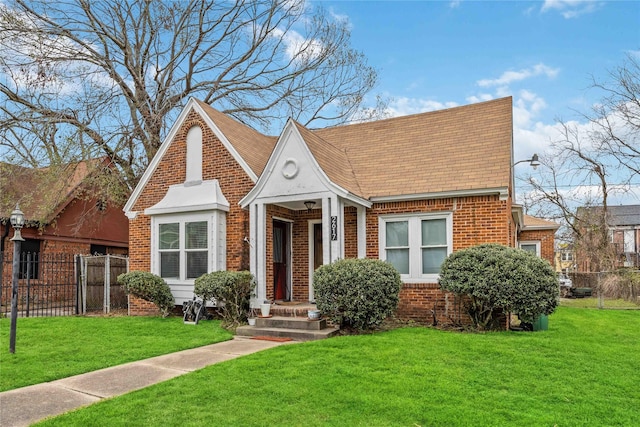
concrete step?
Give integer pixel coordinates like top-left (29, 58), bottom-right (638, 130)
top-left (256, 316), bottom-right (327, 330)
top-left (236, 324), bottom-right (340, 341)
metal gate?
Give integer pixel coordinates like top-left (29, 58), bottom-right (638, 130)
top-left (78, 255), bottom-right (129, 314)
top-left (0, 252), bottom-right (79, 317)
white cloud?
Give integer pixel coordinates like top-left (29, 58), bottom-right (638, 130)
top-left (541, 0), bottom-right (603, 19)
top-left (329, 7), bottom-right (352, 29)
top-left (449, 1), bottom-right (461, 9)
top-left (384, 97), bottom-right (458, 117)
top-left (466, 93), bottom-right (494, 103)
top-left (271, 28), bottom-right (324, 62)
top-left (477, 63), bottom-right (559, 87)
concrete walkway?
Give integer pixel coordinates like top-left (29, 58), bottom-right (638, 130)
top-left (0, 337), bottom-right (292, 427)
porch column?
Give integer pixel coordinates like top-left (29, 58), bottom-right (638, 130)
top-left (335, 196), bottom-right (345, 260)
top-left (321, 197), bottom-right (331, 265)
top-left (321, 195), bottom-right (344, 263)
top-left (250, 201), bottom-right (267, 306)
top-left (357, 205), bottom-right (367, 258)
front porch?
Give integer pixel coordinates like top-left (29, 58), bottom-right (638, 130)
top-left (244, 196), bottom-right (369, 307)
top-left (268, 301), bottom-right (319, 318)
top-left (237, 301), bottom-right (340, 341)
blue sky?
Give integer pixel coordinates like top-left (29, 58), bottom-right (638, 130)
top-left (315, 0), bottom-right (639, 201)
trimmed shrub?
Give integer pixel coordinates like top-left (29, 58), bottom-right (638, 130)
top-left (117, 271), bottom-right (174, 317)
top-left (313, 258), bottom-right (402, 331)
top-left (194, 271), bottom-right (254, 329)
top-left (438, 244), bottom-right (559, 330)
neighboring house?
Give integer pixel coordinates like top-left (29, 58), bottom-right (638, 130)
top-left (0, 159), bottom-right (129, 292)
top-left (514, 214), bottom-right (559, 265)
top-left (124, 96), bottom-right (556, 322)
top-left (575, 205), bottom-right (640, 270)
top-left (555, 242), bottom-right (576, 274)
top-left (607, 205), bottom-right (640, 268)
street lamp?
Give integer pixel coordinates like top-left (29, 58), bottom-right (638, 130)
top-left (514, 153), bottom-right (540, 170)
top-left (9, 204), bottom-right (25, 354)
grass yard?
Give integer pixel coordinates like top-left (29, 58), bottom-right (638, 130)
top-left (560, 296), bottom-right (640, 309)
top-left (34, 307), bottom-right (640, 427)
top-left (0, 316), bottom-right (233, 391)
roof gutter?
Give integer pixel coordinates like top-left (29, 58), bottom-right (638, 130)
top-left (369, 187), bottom-right (510, 203)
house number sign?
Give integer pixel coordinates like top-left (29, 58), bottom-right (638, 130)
top-left (330, 216), bottom-right (338, 241)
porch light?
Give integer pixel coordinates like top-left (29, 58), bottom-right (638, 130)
top-left (10, 203), bottom-right (25, 242)
top-left (304, 201), bottom-right (316, 212)
top-left (514, 154), bottom-right (540, 170)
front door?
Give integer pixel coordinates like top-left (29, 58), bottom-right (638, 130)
top-left (273, 220), bottom-right (289, 301)
top-left (308, 221), bottom-right (323, 302)
top-left (313, 222), bottom-right (323, 271)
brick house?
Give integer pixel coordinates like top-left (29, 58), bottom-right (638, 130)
top-left (575, 204), bottom-right (640, 271)
top-left (1, 159), bottom-right (129, 305)
top-left (515, 214), bottom-right (559, 264)
top-left (124, 96), bottom-right (556, 322)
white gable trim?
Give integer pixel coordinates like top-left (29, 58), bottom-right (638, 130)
top-left (144, 179), bottom-right (229, 215)
top-left (196, 104), bottom-right (259, 183)
top-left (124, 98), bottom-right (257, 215)
top-left (239, 119), bottom-right (370, 209)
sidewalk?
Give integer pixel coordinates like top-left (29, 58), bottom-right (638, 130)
top-left (0, 337), bottom-right (292, 427)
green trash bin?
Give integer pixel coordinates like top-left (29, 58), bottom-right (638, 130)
top-left (533, 315), bottom-right (548, 331)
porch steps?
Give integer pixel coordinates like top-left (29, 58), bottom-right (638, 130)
top-left (236, 316), bottom-right (340, 341)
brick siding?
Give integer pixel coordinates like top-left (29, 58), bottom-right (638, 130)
top-left (128, 112), bottom-right (527, 325)
top-left (519, 229), bottom-right (556, 266)
top-left (128, 111), bottom-right (255, 314)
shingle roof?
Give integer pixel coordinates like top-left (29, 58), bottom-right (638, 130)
top-left (0, 158), bottom-right (108, 223)
top-left (312, 97), bottom-right (513, 199)
top-left (204, 97), bottom-right (513, 200)
top-left (196, 100), bottom-right (277, 176)
top-left (292, 121), bottom-right (363, 197)
top-left (577, 205), bottom-right (640, 227)
top-left (523, 214), bottom-right (560, 230)
top-left (607, 205), bottom-right (640, 226)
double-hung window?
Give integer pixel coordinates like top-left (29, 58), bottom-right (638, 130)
top-left (153, 212), bottom-right (225, 282)
top-left (380, 213), bottom-right (452, 282)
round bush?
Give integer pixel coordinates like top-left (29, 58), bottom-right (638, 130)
top-left (438, 244), bottom-right (558, 330)
top-left (194, 270), bottom-right (254, 328)
top-left (313, 258), bottom-right (402, 331)
top-left (117, 271), bottom-right (174, 317)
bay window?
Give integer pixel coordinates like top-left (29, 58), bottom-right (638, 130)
top-left (153, 212), bottom-right (226, 282)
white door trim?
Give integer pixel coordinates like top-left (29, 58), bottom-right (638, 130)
top-left (308, 219), bottom-right (322, 302)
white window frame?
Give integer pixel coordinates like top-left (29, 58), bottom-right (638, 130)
top-left (560, 251), bottom-right (573, 261)
top-left (519, 241), bottom-right (541, 256)
top-left (151, 211), bottom-right (226, 285)
top-left (378, 212), bottom-right (453, 283)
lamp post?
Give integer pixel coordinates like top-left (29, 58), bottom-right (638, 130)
top-left (514, 153), bottom-right (541, 169)
top-left (9, 204), bottom-right (25, 354)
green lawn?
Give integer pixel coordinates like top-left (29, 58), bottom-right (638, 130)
top-left (34, 307), bottom-right (640, 427)
top-left (0, 316), bottom-right (233, 391)
top-left (560, 296), bottom-right (640, 309)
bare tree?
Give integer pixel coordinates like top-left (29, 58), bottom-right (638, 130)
top-left (521, 53), bottom-right (639, 272)
top-left (523, 123), bottom-right (616, 271)
top-left (0, 0), bottom-right (382, 192)
top-left (589, 53), bottom-right (640, 177)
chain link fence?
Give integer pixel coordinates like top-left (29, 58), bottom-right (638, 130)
top-left (566, 271), bottom-right (640, 309)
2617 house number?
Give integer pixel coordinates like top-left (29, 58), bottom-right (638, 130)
top-left (330, 216), bottom-right (337, 241)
